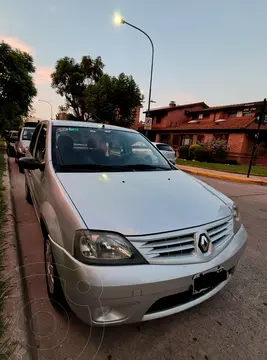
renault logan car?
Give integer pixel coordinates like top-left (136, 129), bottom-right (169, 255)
top-left (19, 120), bottom-right (247, 326)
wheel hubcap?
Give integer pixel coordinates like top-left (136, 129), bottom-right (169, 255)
top-left (45, 241), bottom-right (55, 295)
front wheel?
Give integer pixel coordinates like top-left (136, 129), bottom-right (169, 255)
top-left (25, 181), bottom-right (32, 205)
top-left (44, 238), bottom-right (64, 305)
top-left (19, 164), bottom-right (24, 173)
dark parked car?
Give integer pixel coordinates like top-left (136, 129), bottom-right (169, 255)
top-left (7, 131), bottom-right (19, 157)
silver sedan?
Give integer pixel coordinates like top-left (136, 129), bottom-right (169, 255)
top-left (152, 142), bottom-right (177, 164)
top-left (19, 120), bottom-right (247, 326)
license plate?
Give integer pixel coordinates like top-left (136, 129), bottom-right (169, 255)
top-left (193, 268), bottom-right (227, 295)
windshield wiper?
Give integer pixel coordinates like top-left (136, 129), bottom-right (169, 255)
top-left (57, 164), bottom-right (123, 172)
top-left (57, 163), bottom-right (171, 172)
top-left (119, 164), bottom-right (171, 171)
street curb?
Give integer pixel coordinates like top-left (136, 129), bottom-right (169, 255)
top-left (177, 166), bottom-right (267, 186)
top-left (3, 145), bottom-right (38, 360)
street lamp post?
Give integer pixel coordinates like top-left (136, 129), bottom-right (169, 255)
top-left (38, 99), bottom-right (53, 120)
top-left (114, 14), bottom-right (154, 138)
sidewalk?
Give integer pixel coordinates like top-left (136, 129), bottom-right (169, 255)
top-left (176, 164), bottom-right (267, 186)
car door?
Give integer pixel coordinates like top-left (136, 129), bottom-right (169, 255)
top-left (26, 124), bottom-right (42, 208)
top-left (28, 124), bottom-right (47, 213)
top-left (15, 129), bottom-right (22, 155)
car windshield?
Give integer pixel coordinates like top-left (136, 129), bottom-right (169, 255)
top-left (156, 144), bottom-right (174, 152)
top-left (22, 128), bottom-right (35, 141)
top-left (52, 125), bottom-right (172, 172)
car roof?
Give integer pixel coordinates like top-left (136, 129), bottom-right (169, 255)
top-left (49, 120), bottom-right (137, 133)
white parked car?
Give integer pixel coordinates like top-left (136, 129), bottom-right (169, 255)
top-left (152, 142), bottom-right (176, 164)
top-left (15, 126), bottom-right (36, 172)
top-left (19, 120), bottom-right (247, 327)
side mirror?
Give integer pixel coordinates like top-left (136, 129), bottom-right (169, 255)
top-left (10, 136), bottom-right (18, 142)
top-left (19, 157), bottom-right (44, 170)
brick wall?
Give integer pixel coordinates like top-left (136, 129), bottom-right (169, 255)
top-left (58, 112), bottom-right (68, 120)
top-left (132, 105), bottom-right (141, 126)
top-left (228, 134), bottom-right (246, 153)
top-left (152, 105), bottom-right (206, 129)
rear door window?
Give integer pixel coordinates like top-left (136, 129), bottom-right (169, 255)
top-left (34, 125), bottom-right (47, 163)
top-left (29, 124), bottom-right (42, 154)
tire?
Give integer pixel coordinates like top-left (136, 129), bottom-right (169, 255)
top-left (44, 237), bottom-right (65, 305)
top-left (19, 164), bottom-right (24, 173)
top-left (8, 147), bottom-right (15, 157)
top-left (25, 181), bottom-right (33, 205)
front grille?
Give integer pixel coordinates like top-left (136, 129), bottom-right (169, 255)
top-left (207, 219), bottom-right (232, 246)
top-left (128, 216), bottom-right (233, 265)
top-left (141, 234), bottom-right (195, 258)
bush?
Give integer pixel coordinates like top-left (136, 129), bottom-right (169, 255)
top-left (195, 147), bottom-right (212, 162)
top-left (221, 159), bottom-right (238, 165)
top-left (189, 144), bottom-right (202, 160)
top-left (255, 142), bottom-right (267, 158)
top-left (189, 143), bottom-right (212, 162)
top-left (210, 139), bottom-right (228, 162)
top-left (178, 145), bottom-right (191, 160)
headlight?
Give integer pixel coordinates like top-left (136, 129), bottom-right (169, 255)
top-left (232, 204), bottom-right (241, 234)
top-left (74, 230), bottom-right (147, 265)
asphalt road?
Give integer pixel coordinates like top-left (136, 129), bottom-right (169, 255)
top-left (8, 157), bottom-right (267, 360)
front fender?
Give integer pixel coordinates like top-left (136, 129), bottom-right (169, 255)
top-left (40, 201), bottom-right (64, 248)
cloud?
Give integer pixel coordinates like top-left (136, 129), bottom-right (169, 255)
top-left (35, 66), bottom-right (53, 85)
top-left (0, 35), bottom-right (53, 85)
top-left (0, 35), bottom-right (35, 54)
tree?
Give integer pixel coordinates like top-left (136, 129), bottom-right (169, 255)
top-left (85, 73), bottom-right (142, 127)
top-left (0, 42), bottom-right (37, 132)
top-left (56, 105), bottom-right (78, 120)
top-left (51, 56), bottom-right (104, 120)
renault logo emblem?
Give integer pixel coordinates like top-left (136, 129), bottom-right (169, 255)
top-left (199, 234), bottom-right (210, 253)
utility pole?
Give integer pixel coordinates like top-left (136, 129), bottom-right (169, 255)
top-left (114, 14), bottom-right (154, 139)
top-left (247, 98), bottom-right (266, 177)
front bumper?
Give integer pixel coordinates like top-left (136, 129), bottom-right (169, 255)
top-left (51, 225), bottom-right (247, 326)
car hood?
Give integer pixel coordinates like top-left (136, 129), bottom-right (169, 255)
top-left (57, 170), bottom-right (231, 236)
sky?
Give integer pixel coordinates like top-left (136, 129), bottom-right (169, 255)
top-left (1, 0), bottom-right (267, 120)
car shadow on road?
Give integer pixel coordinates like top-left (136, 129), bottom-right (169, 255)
top-left (52, 288), bottom-right (233, 360)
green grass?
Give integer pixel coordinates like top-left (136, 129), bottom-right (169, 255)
top-left (176, 158), bottom-right (267, 177)
top-left (0, 139), bottom-right (12, 360)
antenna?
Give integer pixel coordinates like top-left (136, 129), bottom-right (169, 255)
top-left (89, 112), bottom-right (105, 127)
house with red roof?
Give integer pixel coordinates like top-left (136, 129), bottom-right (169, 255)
top-left (139, 100), bottom-right (267, 166)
